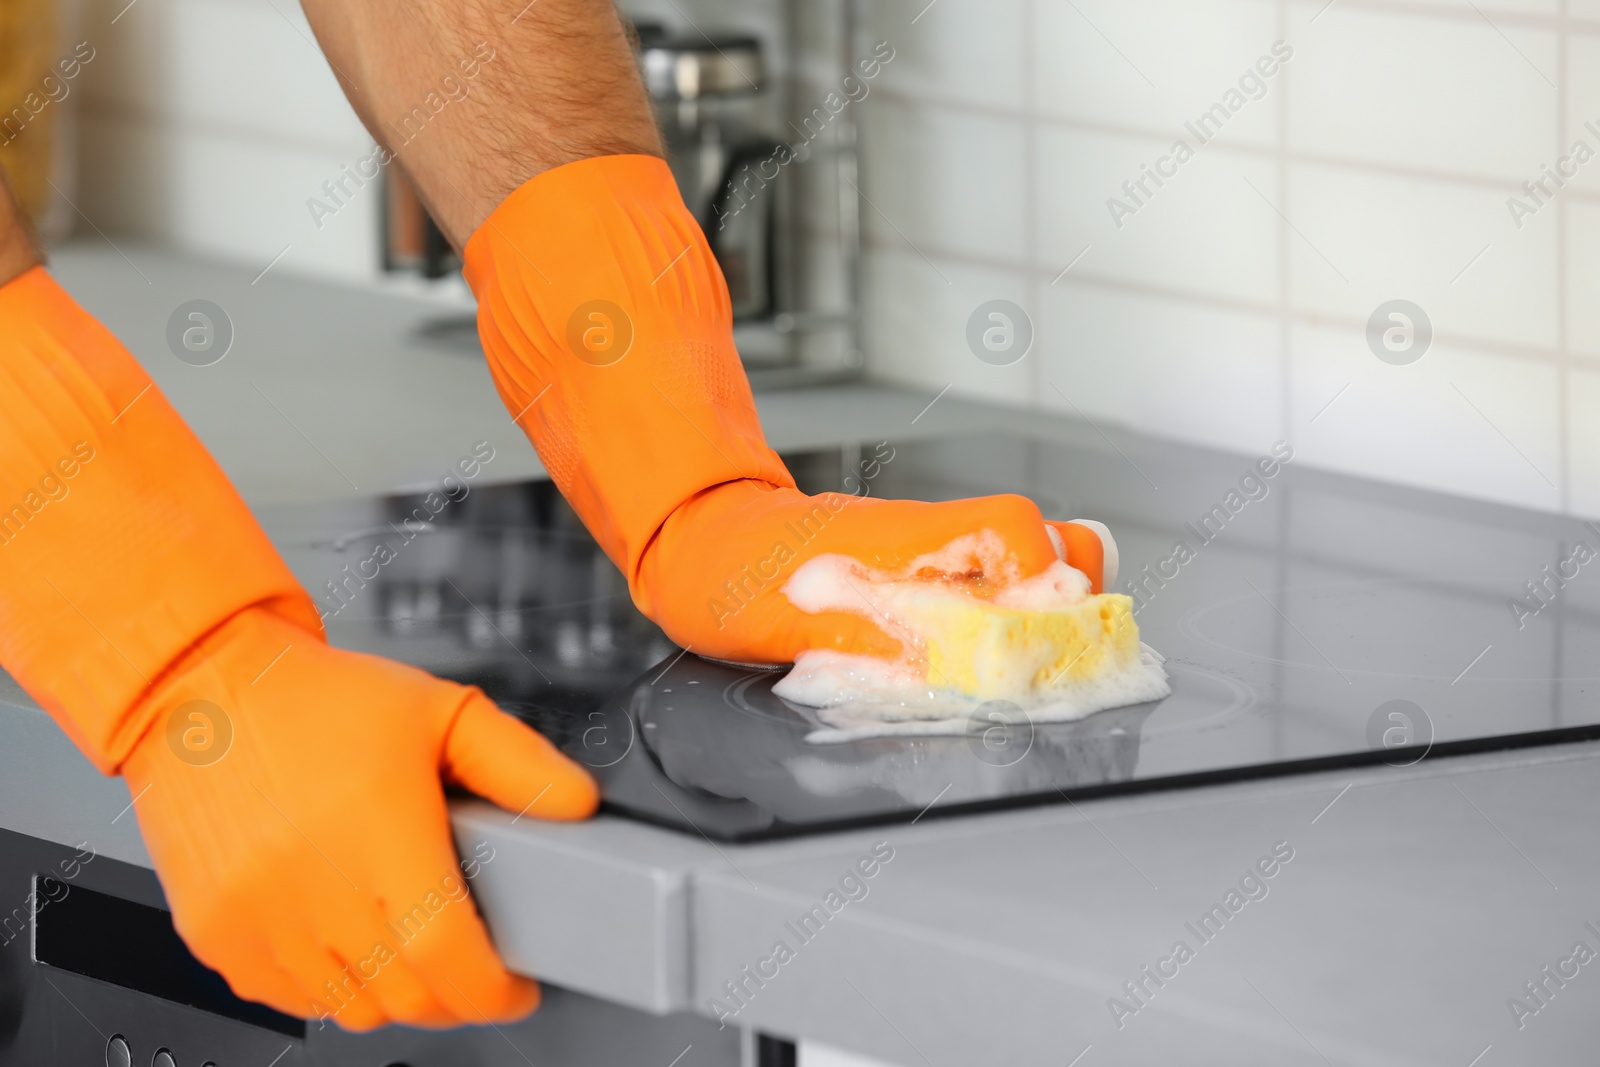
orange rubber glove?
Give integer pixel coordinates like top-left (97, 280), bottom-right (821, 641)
top-left (121, 605), bottom-right (597, 1030)
top-left (0, 267), bottom-right (596, 1028)
top-left (466, 155), bottom-right (1111, 665)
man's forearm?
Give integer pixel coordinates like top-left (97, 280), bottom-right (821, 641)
top-left (0, 165), bottom-right (41, 286)
top-left (299, 0), bottom-right (663, 248)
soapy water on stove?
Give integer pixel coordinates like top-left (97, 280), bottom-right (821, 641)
top-left (773, 531), bottom-right (1171, 743)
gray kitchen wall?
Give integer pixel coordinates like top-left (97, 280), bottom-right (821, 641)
top-left (59, 0), bottom-right (1600, 518)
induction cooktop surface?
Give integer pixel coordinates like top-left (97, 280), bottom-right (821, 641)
top-left (263, 432), bottom-right (1600, 841)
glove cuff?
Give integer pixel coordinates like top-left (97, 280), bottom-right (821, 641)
top-left (0, 267), bottom-right (321, 773)
top-left (462, 154), bottom-right (794, 603)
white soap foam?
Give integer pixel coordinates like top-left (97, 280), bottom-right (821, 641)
top-left (782, 532), bottom-right (1092, 632)
top-left (993, 558), bottom-right (1093, 610)
top-left (773, 532), bottom-right (1172, 743)
top-left (777, 644), bottom-right (1171, 743)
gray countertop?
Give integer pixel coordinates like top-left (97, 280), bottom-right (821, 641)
top-left (5, 244), bottom-right (1599, 1066)
top-left (7, 699), bottom-right (1597, 1066)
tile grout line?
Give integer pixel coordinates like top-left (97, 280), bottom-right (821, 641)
top-left (1273, 0), bottom-right (1296, 768)
top-left (1024, 0), bottom-right (1042, 413)
top-left (1278, 0), bottom-right (1293, 449)
top-left (1559, 0), bottom-right (1572, 516)
top-left (1298, 0), bottom-right (1599, 32)
top-left (1555, 0), bottom-right (1572, 731)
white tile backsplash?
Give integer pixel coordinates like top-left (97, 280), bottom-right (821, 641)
top-left (866, 0), bottom-right (1027, 112)
top-left (82, 0), bottom-right (367, 149)
top-left (76, 0), bottom-right (379, 279)
top-left (1290, 323), bottom-right (1563, 511)
top-left (1033, 0), bottom-right (1281, 149)
top-left (65, 0), bottom-right (1600, 518)
top-left (1286, 5), bottom-right (1559, 182)
top-left (1286, 162), bottom-right (1560, 351)
top-left (1561, 33), bottom-right (1600, 197)
top-left (860, 96), bottom-right (1028, 262)
top-left (863, 248), bottom-right (1036, 408)
top-left (1035, 126), bottom-right (1281, 306)
top-left (1350, 0), bottom-right (1561, 14)
top-left (1568, 365), bottom-right (1600, 519)
top-left (855, 0), bottom-right (1596, 520)
top-left (1040, 285), bottom-right (1284, 455)
top-left (1566, 199), bottom-right (1600, 358)
top-left (79, 112), bottom-right (380, 282)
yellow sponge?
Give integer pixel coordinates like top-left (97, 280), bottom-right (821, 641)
top-left (776, 545), bottom-right (1168, 722)
top-left (916, 592), bottom-right (1143, 700)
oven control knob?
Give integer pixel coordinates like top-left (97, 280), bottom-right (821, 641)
top-left (105, 1035), bottom-right (132, 1067)
top-left (152, 1049), bottom-right (177, 1067)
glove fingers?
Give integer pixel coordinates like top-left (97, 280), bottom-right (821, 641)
top-left (841, 493), bottom-right (1059, 574)
top-left (167, 886), bottom-right (315, 1020)
top-left (326, 929), bottom-right (460, 1031)
top-left (778, 607), bottom-right (904, 663)
top-left (360, 781), bottom-right (543, 1027)
top-left (1044, 519), bottom-right (1107, 594)
top-left (443, 692), bottom-right (599, 821)
top-left (396, 900), bottom-right (542, 1025)
top-left (273, 938), bottom-right (388, 1032)
top-left (205, 937), bottom-right (313, 1020)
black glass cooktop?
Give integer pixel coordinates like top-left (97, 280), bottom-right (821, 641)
top-left (263, 432), bottom-right (1600, 841)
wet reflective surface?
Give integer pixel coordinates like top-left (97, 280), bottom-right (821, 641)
top-left (263, 433), bottom-right (1600, 840)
